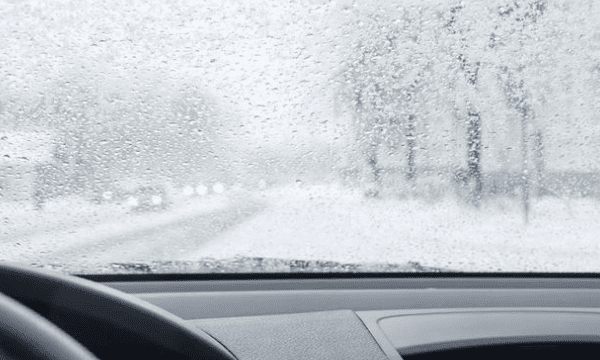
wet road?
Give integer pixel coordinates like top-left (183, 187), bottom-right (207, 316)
top-left (8, 184), bottom-right (600, 274)
top-left (6, 196), bottom-right (266, 271)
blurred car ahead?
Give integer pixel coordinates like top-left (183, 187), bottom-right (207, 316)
top-left (125, 185), bottom-right (169, 212)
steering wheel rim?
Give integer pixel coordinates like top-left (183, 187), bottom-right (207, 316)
top-left (0, 291), bottom-right (99, 360)
top-left (0, 262), bottom-right (237, 360)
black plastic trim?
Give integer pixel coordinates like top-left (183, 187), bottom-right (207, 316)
top-left (355, 310), bottom-right (405, 360)
top-left (398, 336), bottom-right (600, 355)
top-left (78, 272), bottom-right (600, 283)
top-left (131, 289), bottom-right (600, 319)
top-left (98, 277), bottom-right (600, 295)
top-left (357, 308), bottom-right (600, 356)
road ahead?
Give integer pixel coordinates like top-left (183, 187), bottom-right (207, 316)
top-left (3, 195), bottom-right (265, 271)
top-left (6, 184), bottom-right (600, 273)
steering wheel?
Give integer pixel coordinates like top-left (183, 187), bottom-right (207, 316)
top-left (0, 263), bottom-right (237, 360)
top-left (0, 291), bottom-right (98, 359)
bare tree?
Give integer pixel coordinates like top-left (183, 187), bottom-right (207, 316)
top-left (336, 9), bottom-right (432, 197)
top-left (401, 70), bottom-right (427, 181)
top-left (443, 4), bottom-right (484, 206)
top-left (498, 67), bottom-right (533, 222)
top-left (533, 129), bottom-right (545, 197)
top-left (493, 0), bottom-right (547, 224)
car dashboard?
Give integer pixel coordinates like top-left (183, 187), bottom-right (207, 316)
top-left (91, 275), bottom-right (600, 360)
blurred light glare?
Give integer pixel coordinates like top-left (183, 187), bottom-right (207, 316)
top-left (151, 195), bottom-right (163, 205)
top-left (183, 186), bottom-right (194, 196)
top-left (126, 196), bottom-right (138, 207)
top-left (213, 183), bottom-right (224, 194)
top-left (196, 185), bottom-right (208, 195)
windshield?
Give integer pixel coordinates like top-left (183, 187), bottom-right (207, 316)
top-left (1, 0), bottom-right (599, 274)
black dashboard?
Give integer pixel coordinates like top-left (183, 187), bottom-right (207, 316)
top-left (2, 266), bottom-right (600, 359)
top-left (100, 276), bottom-right (600, 360)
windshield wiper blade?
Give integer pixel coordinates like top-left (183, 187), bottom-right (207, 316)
top-left (97, 257), bottom-right (454, 274)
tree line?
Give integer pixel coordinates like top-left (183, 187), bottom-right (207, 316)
top-left (333, 0), bottom-right (598, 222)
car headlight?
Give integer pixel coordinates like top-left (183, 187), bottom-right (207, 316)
top-left (151, 195), bottom-right (163, 205)
top-left (213, 183), bottom-right (224, 194)
top-left (183, 186), bottom-right (194, 196)
top-left (196, 184), bottom-right (208, 196)
top-left (126, 196), bottom-right (139, 207)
